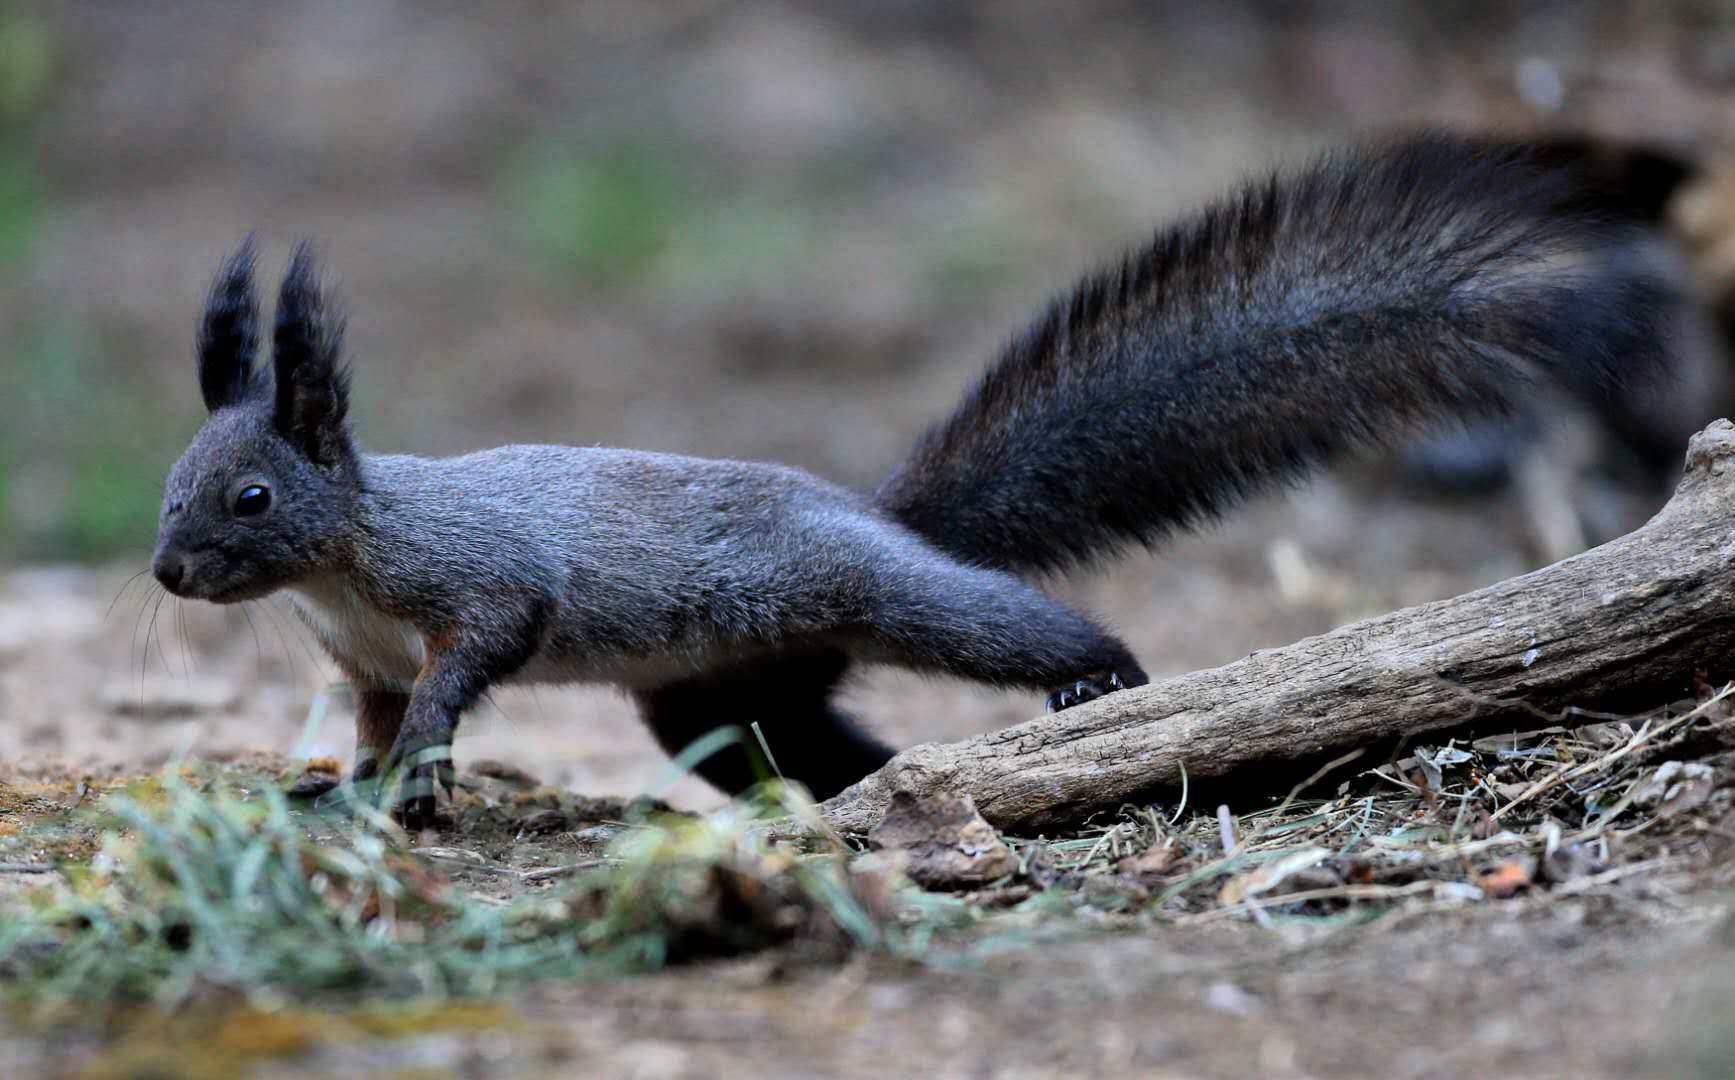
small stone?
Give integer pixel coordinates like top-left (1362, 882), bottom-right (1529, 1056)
top-left (868, 791), bottom-right (1018, 890)
top-left (1204, 981), bottom-right (1262, 1017)
top-left (286, 771), bottom-right (341, 800)
top-left (572, 824), bottom-right (628, 847)
top-left (470, 759), bottom-right (542, 788)
top-left (517, 809), bottom-right (573, 834)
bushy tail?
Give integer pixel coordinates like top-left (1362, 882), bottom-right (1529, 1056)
top-left (874, 133), bottom-right (1677, 575)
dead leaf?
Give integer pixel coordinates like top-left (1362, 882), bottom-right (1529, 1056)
top-left (1576, 722), bottom-right (1634, 750)
top-left (1115, 843), bottom-right (1176, 879)
top-left (1413, 745), bottom-right (1474, 790)
top-left (1218, 846), bottom-right (1332, 906)
top-left (1494, 781), bottom-right (1531, 802)
top-left (1634, 761), bottom-right (1715, 817)
top-left (1477, 858), bottom-right (1534, 898)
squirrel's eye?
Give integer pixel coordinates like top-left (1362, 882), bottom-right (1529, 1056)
top-left (234, 485), bottom-right (271, 517)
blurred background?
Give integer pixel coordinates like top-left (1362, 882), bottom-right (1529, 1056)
top-left (4, 1), bottom-right (1735, 800)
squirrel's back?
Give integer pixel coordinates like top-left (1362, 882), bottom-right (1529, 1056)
top-left (876, 133), bottom-right (1675, 574)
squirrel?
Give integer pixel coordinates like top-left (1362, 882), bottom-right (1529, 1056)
top-left (1395, 135), bottom-right (1729, 501)
top-left (151, 133), bottom-right (1673, 829)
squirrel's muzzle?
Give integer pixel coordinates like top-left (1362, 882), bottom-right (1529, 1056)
top-left (152, 548), bottom-right (189, 596)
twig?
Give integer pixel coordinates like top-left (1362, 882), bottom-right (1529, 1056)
top-left (411, 847), bottom-right (612, 883)
top-left (1181, 855), bottom-right (1677, 924)
top-left (1262, 748), bottom-right (1366, 826)
top-left (1180, 880), bottom-right (1443, 923)
top-left (0, 862), bottom-right (56, 874)
top-left (519, 859), bottom-right (608, 883)
top-left (1549, 857), bottom-right (1678, 896)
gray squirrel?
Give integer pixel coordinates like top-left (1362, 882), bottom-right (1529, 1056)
top-left (151, 133), bottom-right (1673, 829)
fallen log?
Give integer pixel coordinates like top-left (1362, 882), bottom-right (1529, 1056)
top-left (820, 420), bottom-right (1735, 835)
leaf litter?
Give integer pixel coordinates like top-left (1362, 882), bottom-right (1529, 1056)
top-left (2, 684), bottom-right (1734, 1066)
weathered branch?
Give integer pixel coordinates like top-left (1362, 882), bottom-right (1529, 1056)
top-left (821, 420), bottom-right (1735, 835)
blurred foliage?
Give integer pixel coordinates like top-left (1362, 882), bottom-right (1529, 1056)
top-left (0, 321), bottom-right (197, 562)
top-left (651, 197), bottom-right (820, 297)
top-left (504, 138), bottom-right (854, 300)
top-left (0, 142), bottom-right (36, 264)
top-left (0, 6), bottom-right (56, 122)
top-left (507, 144), bottom-right (686, 283)
top-left (0, 6), bottom-right (58, 554)
top-left (918, 213), bottom-right (1038, 304)
top-left (0, 5), bottom-right (57, 265)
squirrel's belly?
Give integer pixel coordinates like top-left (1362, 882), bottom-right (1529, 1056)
top-left (288, 581), bottom-right (764, 690)
top-left (503, 648), bottom-right (743, 690)
top-left (287, 585), bottom-right (426, 683)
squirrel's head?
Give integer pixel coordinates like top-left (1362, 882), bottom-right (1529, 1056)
top-left (153, 239), bottom-right (358, 603)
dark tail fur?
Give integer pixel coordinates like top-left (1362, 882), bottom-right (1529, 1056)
top-left (875, 133), bottom-right (1676, 574)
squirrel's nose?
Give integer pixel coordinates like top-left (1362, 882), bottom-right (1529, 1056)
top-left (153, 552), bottom-right (187, 595)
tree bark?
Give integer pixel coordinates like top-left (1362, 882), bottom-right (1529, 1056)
top-left (820, 421), bottom-right (1735, 836)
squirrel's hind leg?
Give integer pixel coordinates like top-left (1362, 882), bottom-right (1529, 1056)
top-left (347, 682), bottom-right (409, 784)
top-left (634, 648), bottom-right (894, 800)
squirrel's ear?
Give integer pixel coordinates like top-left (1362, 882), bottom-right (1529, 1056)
top-left (272, 241), bottom-right (352, 465)
top-left (197, 237), bottom-right (264, 413)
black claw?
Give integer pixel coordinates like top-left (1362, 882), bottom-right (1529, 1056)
top-left (375, 736), bottom-right (456, 831)
top-left (396, 791), bottom-right (437, 832)
top-left (1046, 670), bottom-right (1135, 713)
top-left (392, 764), bottom-right (446, 831)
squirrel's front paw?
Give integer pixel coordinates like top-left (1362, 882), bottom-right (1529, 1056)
top-left (381, 738), bottom-right (457, 832)
top-left (1046, 671), bottom-right (1131, 712)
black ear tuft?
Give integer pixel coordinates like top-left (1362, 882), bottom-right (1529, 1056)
top-left (197, 236), bottom-right (263, 412)
top-left (272, 240), bottom-right (352, 465)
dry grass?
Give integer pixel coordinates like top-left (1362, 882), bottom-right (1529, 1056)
top-left (1, 686), bottom-right (1731, 1040)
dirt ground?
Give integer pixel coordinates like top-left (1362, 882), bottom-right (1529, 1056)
top-left (6, 477), bottom-right (1731, 1077)
top-left (27, 909), bottom-right (1719, 1079)
top-left (7, 4), bottom-right (1735, 1077)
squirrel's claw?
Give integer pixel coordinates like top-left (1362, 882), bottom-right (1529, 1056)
top-left (395, 786), bottom-right (439, 833)
top-left (350, 754), bottom-right (380, 785)
top-left (1045, 671), bottom-right (1131, 713)
top-left (378, 739), bottom-right (456, 833)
